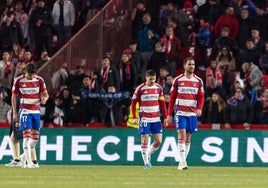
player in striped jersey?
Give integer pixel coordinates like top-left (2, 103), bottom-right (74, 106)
top-left (167, 57), bottom-right (204, 170)
top-left (131, 69), bottom-right (168, 169)
top-left (11, 63), bottom-right (49, 168)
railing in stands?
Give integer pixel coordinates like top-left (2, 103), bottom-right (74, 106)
top-left (37, 0), bottom-right (133, 97)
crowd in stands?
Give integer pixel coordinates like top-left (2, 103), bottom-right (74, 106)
top-left (1, 0), bottom-right (268, 128)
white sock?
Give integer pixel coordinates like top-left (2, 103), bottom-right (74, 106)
top-left (178, 143), bottom-right (186, 162)
top-left (185, 143), bottom-right (191, 159)
top-left (23, 138), bottom-right (32, 166)
top-left (141, 148), bottom-right (148, 165)
top-left (30, 138), bottom-right (38, 162)
top-left (148, 143), bottom-right (159, 156)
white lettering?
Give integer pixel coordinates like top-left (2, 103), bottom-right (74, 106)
top-left (71, 136), bottom-right (92, 161)
top-left (247, 138), bottom-right (268, 163)
top-left (127, 136), bottom-right (140, 161)
top-left (230, 137), bottom-right (238, 163)
top-left (157, 137), bottom-right (179, 162)
top-left (39, 136), bottom-right (63, 161)
top-left (0, 136), bottom-right (12, 159)
top-left (97, 136), bottom-right (120, 161)
top-left (201, 137), bottom-right (223, 163)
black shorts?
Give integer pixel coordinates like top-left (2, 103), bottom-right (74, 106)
top-left (9, 121), bottom-right (23, 140)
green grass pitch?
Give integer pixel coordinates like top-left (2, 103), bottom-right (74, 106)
top-left (1, 165), bottom-right (268, 188)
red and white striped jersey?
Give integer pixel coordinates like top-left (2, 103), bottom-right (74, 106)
top-left (168, 73), bottom-right (205, 116)
top-left (131, 82), bottom-right (167, 122)
top-left (12, 74), bottom-right (47, 113)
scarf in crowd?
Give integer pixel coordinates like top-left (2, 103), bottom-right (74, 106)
top-left (89, 78), bottom-right (96, 90)
top-left (120, 63), bottom-right (131, 82)
top-left (100, 65), bottom-right (110, 83)
top-left (5, 62), bottom-right (11, 77)
top-left (227, 94), bottom-right (244, 106)
top-left (160, 34), bottom-right (174, 55)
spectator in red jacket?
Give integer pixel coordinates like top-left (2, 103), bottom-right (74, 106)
top-left (214, 5), bottom-right (239, 40)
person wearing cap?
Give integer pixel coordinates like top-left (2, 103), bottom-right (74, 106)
top-left (177, 0), bottom-right (195, 46)
top-left (11, 63), bottom-right (49, 168)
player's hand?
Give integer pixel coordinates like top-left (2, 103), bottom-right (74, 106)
top-left (163, 119), bottom-right (169, 127)
top-left (167, 116), bottom-right (173, 125)
top-left (133, 118), bottom-right (139, 125)
top-left (40, 97), bottom-right (48, 105)
top-left (13, 112), bottom-right (18, 122)
top-left (196, 109), bottom-right (202, 117)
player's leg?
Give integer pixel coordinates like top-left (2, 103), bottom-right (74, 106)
top-left (5, 131), bottom-right (21, 167)
top-left (30, 114), bottom-right (41, 168)
top-left (138, 120), bottom-right (150, 169)
top-left (175, 116), bottom-right (188, 170)
top-left (148, 122), bottom-right (163, 167)
top-left (20, 112), bottom-right (32, 168)
top-left (185, 133), bottom-right (192, 159)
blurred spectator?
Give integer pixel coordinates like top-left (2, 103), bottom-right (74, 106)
top-left (22, 49), bottom-right (34, 64)
top-left (35, 49), bottom-right (50, 69)
top-left (10, 42), bottom-right (24, 64)
top-left (48, 96), bottom-right (67, 126)
top-left (239, 39), bottom-right (261, 66)
top-left (162, 74), bottom-right (174, 105)
top-left (23, 0), bottom-right (36, 15)
top-left (212, 27), bottom-right (238, 58)
top-left (251, 27), bottom-right (265, 53)
top-left (207, 0), bottom-right (224, 27)
top-left (159, 25), bottom-right (182, 76)
top-left (157, 66), bottom-right (169, 87)
top-left (224, 87), bottom-right (254, 129)
top-left (99, 56), bottom-right (121, 125)
top-left (241, 61), bottom-right (263, 91)
top-left (159, 1), bottom-right (178, 35)
top-left (29, 0), bottom-right (53, 59)
top-left (254, 5), bottom-right (268, 41)
top-left (128, 39), bottom-right (144, 84)
top-left (0, 51), bottom-right (15, 89)
top-left (259, 41), bottom-right (268, 74)
top-left (214, 5), bottom-right (240, 40)
top-left (66, 95), bottom-right (84, 126)
top-left (51, 62), bottom-right (69, 90)
top-left (77, 75), bottom-right (93, 125)
top-left (14, 1), bottom-right (29, 45)
top-left (117, 49), bottom-right (137, 93)
top-left (237, 7), bottom-right (253, 49)
top-left (202, 92), bottom-right (226, 123)
top-left (194, 17), bottom-right (212, 69)
top-left (137, 12), bottom-right (160, 66)
top-left (66, 65), bottom-right (85, 95)
top-left (52, 0), bottom-right (75, 50)
top-left (254, 88), bottom-right (268, 124)
top-left (216, 46), bottom-right (236, 93)
top-left (147, 42), bottom-right (166, 77)
top-left (80, 0), bottom-right (96, 24)
top-left (177, 0), bottom-right (195, 47)
top-left (205, 77), bottom-right (226, 99)
top-left (13, 61), bottom-right (25, 78)
top-left (205, 59), bottom-right (223, 88)
top-left (131, 1), bottom-right (146, 40)
top-left (0, 12), bottom-right (24, 52)
top-left (57, 87), bottom-right (72, 111)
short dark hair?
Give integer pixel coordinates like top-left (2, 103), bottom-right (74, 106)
top-left (26, 63), bottom-right (36, 74)
top-left (146, 69), bottom-right (156, 77)
top-left (183, 57), bottom-right (195, 64)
